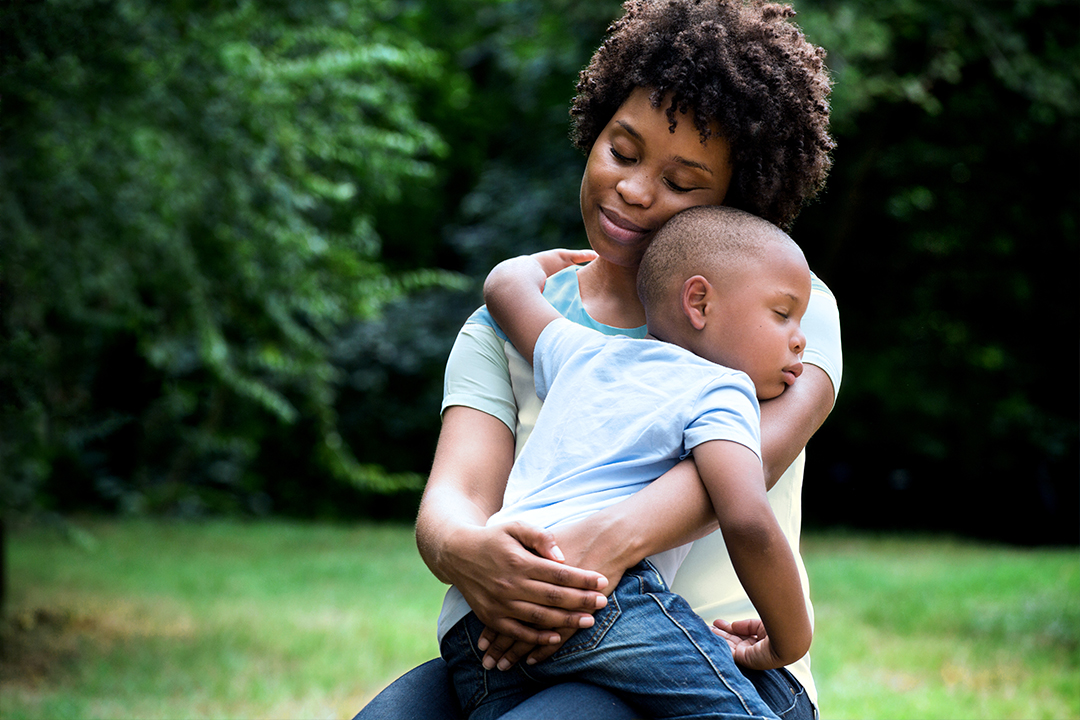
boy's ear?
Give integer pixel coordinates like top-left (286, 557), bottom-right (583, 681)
top-left (680, 275), bottom-right (711, 331)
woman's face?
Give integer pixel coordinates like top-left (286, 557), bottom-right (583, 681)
top-left (580, 87), bottom-right (734, 269)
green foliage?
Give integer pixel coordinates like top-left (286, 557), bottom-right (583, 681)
top-left (0, 0), bottom-right (464, 516)
top-left (1, 0), bottom-right (1076, 538)
top-left (789, 0), bottom-right (1079, 541)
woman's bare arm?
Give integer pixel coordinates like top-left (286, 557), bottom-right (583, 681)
top-left (415, 405), bottom-right (608, 645)
top-left (759, 364), bottom-right (835, 489)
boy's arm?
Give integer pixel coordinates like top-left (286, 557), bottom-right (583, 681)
top-left (482, 250), bottom-right (595, 365)
top-left (692, 439), bottom-right (813, 669)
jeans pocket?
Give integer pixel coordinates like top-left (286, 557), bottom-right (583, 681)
top-left (547, 590), bottom-right (623, 659)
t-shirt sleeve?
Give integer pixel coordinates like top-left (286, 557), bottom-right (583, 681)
top-left (441, 317), bottom-right (517, 433)
top-left (802, 272), bottom-right (843, 401)
top-left (683, 372), bottom-right (762, 462)
top-left (532, 318), bottom-right (605, 401)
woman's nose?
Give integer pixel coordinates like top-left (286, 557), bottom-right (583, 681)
top-left (616, 171), bottom-right (654, 208)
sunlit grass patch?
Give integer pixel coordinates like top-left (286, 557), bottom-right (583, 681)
top-left (2, 520), bottom-right (1077, 719)
top-left (804, 532), bottom-right (1079, 719)
top-left (3, 519), bottom-right (445, 720)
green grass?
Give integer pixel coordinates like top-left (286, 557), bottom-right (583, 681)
top-left (2, 520), bottom-right (1077, 720)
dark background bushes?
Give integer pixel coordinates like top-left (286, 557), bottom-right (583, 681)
top-left (2, 0), bottom-right (1076, 545)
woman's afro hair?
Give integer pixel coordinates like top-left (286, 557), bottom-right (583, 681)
top-left (571, 0), bottom-right (834, 230)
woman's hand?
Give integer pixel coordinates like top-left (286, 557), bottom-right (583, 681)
top-left (475, 458), bottom-right (714, 670)
top-left (475, 515), bottom-right (633, 670)
top-left (447, 520), bottom-right (609, 646)
top-left (710, 618), bottom-right (789, 671)
top-left (418, 407), bottom-right (611, 647)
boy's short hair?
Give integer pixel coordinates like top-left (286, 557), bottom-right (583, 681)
top-left (571, 0), bottom-right (834, 230)
top-left (636, 205), bottom-right (797, 316)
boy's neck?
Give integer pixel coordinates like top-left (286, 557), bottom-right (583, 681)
top-left (644, 325), bottom-right (694, 354)
top-left (576, 257), bottom-right (647, 329)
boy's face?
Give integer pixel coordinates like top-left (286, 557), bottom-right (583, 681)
top-left (700, 244), bottom-right (811, 400)
top-left (580, 88), bottom-right (734, 271)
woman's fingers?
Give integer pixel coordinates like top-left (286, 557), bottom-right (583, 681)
top-left (479, 627), bottom-right (578, 671)
top-left (524, 627), bottom-right (576, 665)
top-left (451, 522), bottom-right (609, 644)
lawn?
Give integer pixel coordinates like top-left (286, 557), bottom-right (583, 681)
top-left (2, 519), bottom-right (1077, 720)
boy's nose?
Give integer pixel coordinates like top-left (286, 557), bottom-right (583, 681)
top-left (792, 328), bottom-right (806, 355)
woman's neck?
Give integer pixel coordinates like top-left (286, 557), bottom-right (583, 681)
top-left (576, 257), bottom-right (647, 329)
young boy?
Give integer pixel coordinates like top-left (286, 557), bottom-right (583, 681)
top-left (439, 205), bottom-right (814, 720)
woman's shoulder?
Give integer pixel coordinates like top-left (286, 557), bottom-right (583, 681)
top-left (804, 270), bottom-right (843, 399)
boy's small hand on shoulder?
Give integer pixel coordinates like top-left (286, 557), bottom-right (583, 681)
top-left (530, 248), bottom-right (598, 278)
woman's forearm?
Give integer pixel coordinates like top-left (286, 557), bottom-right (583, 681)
top-left (415, 407), bottom-right (514, 584)
top-left (758, 363), bottom-right (835, 489)
top-left (418, 405), bottom-right (608, 641)
top-left (555, 459), bottom-right (717, 579)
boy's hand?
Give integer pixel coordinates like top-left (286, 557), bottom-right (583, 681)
top-left (484, 248), bottom-right (596, 366)
top-left (530, 248), bottom-right (597, 279)
top-left (710, 618), bottom-right (789, 671)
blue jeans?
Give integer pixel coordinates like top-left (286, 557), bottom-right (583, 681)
top-left (355, 660), bottom-right (813, 720)
top-left (441, 561), bottom-right (782, 720)
top-left (355, 568), bottom-right (816, 720)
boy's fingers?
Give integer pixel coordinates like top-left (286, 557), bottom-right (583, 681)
top-left (529, 248), bottom-right (597, 276)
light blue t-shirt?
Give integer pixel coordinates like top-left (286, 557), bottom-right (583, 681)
top-left (493, 318), bottom-right (760, 530)
top-left (437, 316), bottom-right (761, 641)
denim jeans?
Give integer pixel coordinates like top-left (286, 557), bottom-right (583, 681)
top-left (354, 659), bottom-right (641, 720)
top-left (355, 574), bottom-right (817, 720)
top-left (354, 661), bottom-right (814, 720)
top-left (441, 561), bottom-right (781, 720)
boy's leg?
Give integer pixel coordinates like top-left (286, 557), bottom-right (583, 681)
top-left (522, 562), bottom-right (779, 720)
top-left (441, 613), bottom-right (544, 720)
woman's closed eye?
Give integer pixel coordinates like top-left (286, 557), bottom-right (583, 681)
top-left (664, 177), bottom-right (693, 193)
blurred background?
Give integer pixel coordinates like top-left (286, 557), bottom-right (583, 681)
top-left (2, 0), bottom-right (1078, 548)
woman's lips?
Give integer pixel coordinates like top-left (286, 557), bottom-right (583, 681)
top-left (598, 206), bottom-right (649, 244)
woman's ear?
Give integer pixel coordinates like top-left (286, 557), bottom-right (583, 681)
top-left (680, 276), bottom-right (711, 331)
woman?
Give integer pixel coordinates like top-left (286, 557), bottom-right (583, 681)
top-left (359, 1), bottom-right (839, 718)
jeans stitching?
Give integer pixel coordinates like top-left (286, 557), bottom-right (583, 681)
top-left (540, 590), bottom-right (622, 662)
top-left (648, 593), bottom-right (766, 717)
top-left (771, 668), bottom-right (806, 719)
top-left (449, 615), bottom-right (489, 715)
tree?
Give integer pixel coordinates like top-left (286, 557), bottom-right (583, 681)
top-left (791, 0), bottom-right (1079, 542)
top-left (0, 0), bottom-right (463, 519)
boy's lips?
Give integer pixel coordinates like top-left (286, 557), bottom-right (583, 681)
top-left (598, 206), bottom-right (650, 244)
top-left (783, 362), bottom-right (804, 386)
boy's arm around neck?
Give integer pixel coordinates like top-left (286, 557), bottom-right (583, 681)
top-left (483, 250), bottom-right (594, 364)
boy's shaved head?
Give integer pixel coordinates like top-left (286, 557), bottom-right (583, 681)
top-left (637, 205), bottom-right (800, 318)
